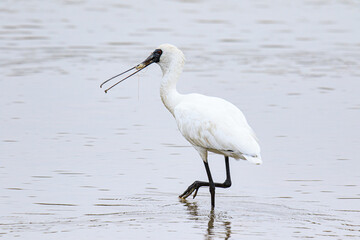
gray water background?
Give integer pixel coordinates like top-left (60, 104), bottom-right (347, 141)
top-left (1, 0), bottom-right (360, 239)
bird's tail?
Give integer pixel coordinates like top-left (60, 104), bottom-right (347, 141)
top-left (243, 154), bottom-right (262, 165)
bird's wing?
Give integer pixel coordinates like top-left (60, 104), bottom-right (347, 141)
top-left (174, 94), bottom-right (260, 158)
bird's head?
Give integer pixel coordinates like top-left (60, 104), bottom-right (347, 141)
top-left (137, 44), bottom-right (185, 74)
top-left (100, 44), bottom-right (185, 93)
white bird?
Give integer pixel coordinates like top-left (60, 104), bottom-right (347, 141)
top-left (100, 44), bottom-right (262, 209)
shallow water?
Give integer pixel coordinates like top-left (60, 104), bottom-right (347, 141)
top-left (1, 0), bottom-right (360, 239)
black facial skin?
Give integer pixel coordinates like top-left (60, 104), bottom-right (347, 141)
top-left (152, 49), bottom-right (162, 63)
top-left (141, 48), bottom-right (162, 66)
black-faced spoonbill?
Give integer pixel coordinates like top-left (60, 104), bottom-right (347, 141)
top-left (100, 44), bottom-right (262, 209)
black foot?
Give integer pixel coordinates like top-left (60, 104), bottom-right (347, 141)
top-left (179, 181), bottom-right (209, 199)
top-left (179, 180), bottom-right (231, 200)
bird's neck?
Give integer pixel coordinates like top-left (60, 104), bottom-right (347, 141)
top-left (160, 59), bottom-right (184, 116)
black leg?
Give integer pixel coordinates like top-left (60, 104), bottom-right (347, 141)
top-left (179, 156), bottom-right (232, 208)
top-left (203, 160), bottom-right (216, 208)
top-left (223, 156), bottom-right (232, 188)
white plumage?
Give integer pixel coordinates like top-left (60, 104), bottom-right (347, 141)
top-left (155, 43), bottom-right (262, 165)
top-left (174, 93), bottom-right (262, 164)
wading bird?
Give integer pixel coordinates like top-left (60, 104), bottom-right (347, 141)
top-left (100, 44), bottom-right (262, 209)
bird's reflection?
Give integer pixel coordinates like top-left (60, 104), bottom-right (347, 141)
top-left (180, 199), bottom-right (232, 240)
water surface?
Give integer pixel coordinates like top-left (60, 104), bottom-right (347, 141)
top-left (1, 0), bottom-right (360, 239)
